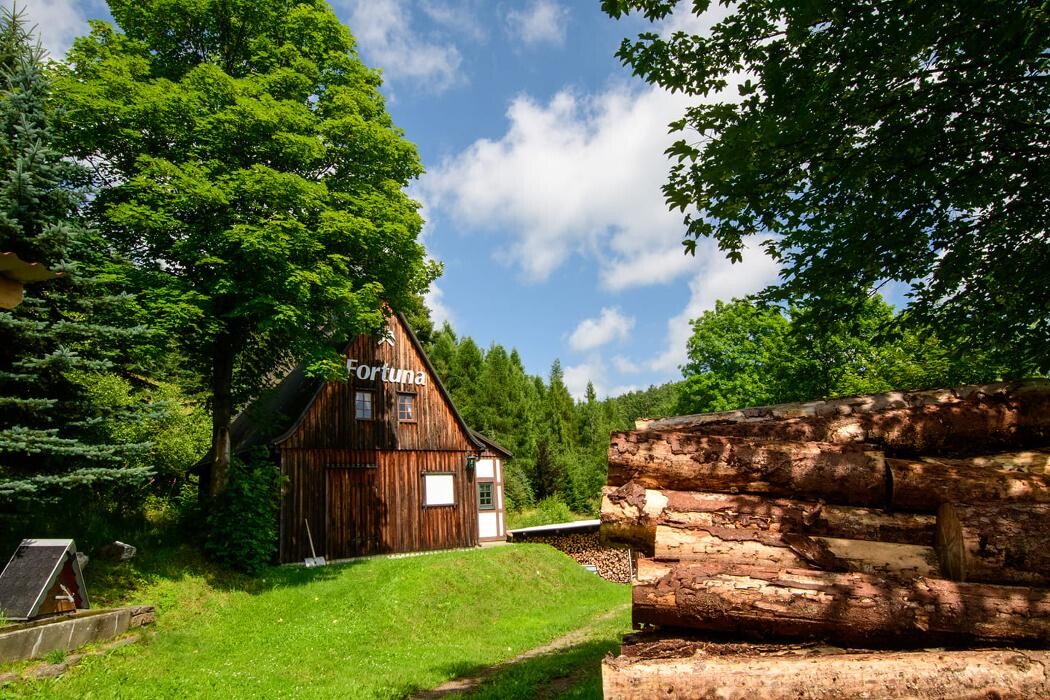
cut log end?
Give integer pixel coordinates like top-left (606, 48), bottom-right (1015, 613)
top-left (935, 502), bottom-right (1050, 585)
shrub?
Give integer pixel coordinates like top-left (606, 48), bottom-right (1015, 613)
top-left (203, 450), bottom-right (282, 574)
top-left (506, 496), bottom-right (579, 530)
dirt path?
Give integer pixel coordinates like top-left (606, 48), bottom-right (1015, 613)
top-left (411, 603), bottom-right (630, 698)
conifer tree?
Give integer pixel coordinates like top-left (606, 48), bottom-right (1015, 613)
top-left (0, 7), bottom-right (155, 513)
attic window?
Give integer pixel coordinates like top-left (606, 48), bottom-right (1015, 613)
top-left (398, 393), bottom-right (415, 421)
top-left (355, 390), bottom-right (373, 420)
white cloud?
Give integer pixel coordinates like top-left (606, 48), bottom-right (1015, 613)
top-left (424, 83), bottom-right (700, 286)
top-left (343, 0), bottom-right (464, 92)
top-left (25, 0), bottom-right (89, 58)
top-left (613, 355), bottom-right (641, 374)
top-left (424, 282), bottom-right (454, 327)
top-left (568, 307), bottom-right (634, 352)
top-left (658, 0), bottom-right (735, 37)
top-left (646, 239), bottom-right (781, 374)
top-left (421, 1), bottom-right (487, 42)
top-left (506, 0), bottom-right (569, 47)
top-left (564, 355), bottom-right (640, 400)
top-left (602, 248), bottom-right (696, 292)
top-left (564, 356), bottom-right (608, 400)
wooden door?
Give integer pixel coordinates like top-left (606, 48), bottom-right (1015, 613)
top-left (326, 467), bottom-right (380, 559)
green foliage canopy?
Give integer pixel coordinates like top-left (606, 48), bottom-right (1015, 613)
top-left (676, 295), bottom-right (1007, 415)
top-left (56, 0), bottom-right (437, 495)
top-left (603, 0), bottom-right (1050, 373)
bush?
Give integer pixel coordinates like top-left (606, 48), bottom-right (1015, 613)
top-left (203, 450), bottom-right (282, 574)
top-left (506, 496), bottom-right (580, 530)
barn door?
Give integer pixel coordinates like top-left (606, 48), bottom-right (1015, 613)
top-left (326, 467), bottom-right (380, 559)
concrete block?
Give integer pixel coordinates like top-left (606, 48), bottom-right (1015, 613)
top-left (0, 607), bottom-right (150, 663)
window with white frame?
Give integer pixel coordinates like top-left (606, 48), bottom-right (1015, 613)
top-left (477, 481), bottom-right (495, 510)
top-left (423, 472), bottom-right (455, 506)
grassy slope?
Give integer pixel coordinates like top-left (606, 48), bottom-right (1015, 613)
top-left (2, 545), bottom-right (628, 699)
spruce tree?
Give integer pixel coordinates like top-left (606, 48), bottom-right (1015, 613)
top-left (0, 7), bottom-right (153, 519)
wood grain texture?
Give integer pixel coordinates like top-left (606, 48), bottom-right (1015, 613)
top-left (279, 314), bottom-right (475, 452)
top-left (632, 559), bottom-right (1050, 646)
top-left (603, 644), bottom-right (1050, 700)
top-left (653, 525), bottom-right (938, 579)
top-left (607, 433), bottom-right (886, 506)
top-left (635, 380), bottom-right (1050, 456)
top-left (889, 459), bottom-right (1050, 512)
top-left (937, 502), bottom-right (1050, 585)
top-left (275, 314), bottom-right (482, 563)
top-left (600, 484), bottom-right (935, 553)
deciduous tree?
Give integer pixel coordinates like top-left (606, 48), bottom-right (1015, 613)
top-left (604, 0), bottom-right (1050, 372)
top-left (57, 0), bottom-right (437, 498)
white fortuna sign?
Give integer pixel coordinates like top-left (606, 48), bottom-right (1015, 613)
top-left (346, 359), bottom-right (427, 386)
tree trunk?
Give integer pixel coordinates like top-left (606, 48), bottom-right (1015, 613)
top-left (654, 525), bottom-right (939, 579)
top-left (634, 380), bottom-right (1050, 455)
top-left (601, 484), bottom-right (935, 552)
top-left (632, 559), bottom-right (1050, 646)
top-left (607, 433), bottom-right (886, 506)
top-left (209, 334), bottom-right (235, 499)
top-left (937, 503), bottom-right (1050, 585)
top-left (603, 642), bottom-right (1050, 700)
top-left (921, 450), bottom-right (1050, 474)
top-left (889, 459), bottom-right (1050, 512)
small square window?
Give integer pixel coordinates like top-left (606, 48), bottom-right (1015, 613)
top-left (398, 393), bottom-right (415, 421)
top-left (478, 482), bottom-right (494, 510)
top-left (355, 390), bottom-right (373, 420)
top-left (423, 473), bottom-right (454, 506)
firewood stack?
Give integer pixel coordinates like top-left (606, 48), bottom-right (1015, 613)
top-left (601, 379), bottom-right (1050, 699)
top-left (513, 532), bottom-right (632, 583)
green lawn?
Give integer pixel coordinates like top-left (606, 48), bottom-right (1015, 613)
top-left (1, 544), bottom-right (629, 699)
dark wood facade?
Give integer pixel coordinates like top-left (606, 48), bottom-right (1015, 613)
top-left (273, 312), bottom-right (504, 563)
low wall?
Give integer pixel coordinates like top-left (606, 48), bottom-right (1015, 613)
top-left (0, 606), bottom-right (154, 663)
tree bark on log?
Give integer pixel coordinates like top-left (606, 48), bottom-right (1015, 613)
top-left (600, 484), bottom-right (935, 553)
top-left (653, 525), bottom-right (939, 579)
top-left (921, 451), bottom-right (1050, 474)
top-left (632, 560), bottom-right (1050, 646)
top-left (608, 433), bottom-right (886, 506)
top-left (603, 643), bottom-right (1050, 700)
top-left (937, 503), bottom-right (1050, 585)
top-left (634, 380), bottom-right (1050, 455)
top-left (889, 459), bottom-right (1050, 512)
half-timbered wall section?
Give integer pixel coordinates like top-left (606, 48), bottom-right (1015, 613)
top-left (275, 312), bottom-right (494, 563)
top-left (476, 451), bottom-right (506, 542)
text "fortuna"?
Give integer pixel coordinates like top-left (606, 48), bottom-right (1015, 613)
top-left (346, 359), bottom-right (427, 386)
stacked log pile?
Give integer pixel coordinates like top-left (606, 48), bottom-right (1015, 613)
top-left (511, 532), bottom-right (632, 583)
top-left (601, 379), bottom-right (1050, 699)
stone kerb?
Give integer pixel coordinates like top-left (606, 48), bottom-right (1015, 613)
top-left (0, 606), bottom-right (154, 663)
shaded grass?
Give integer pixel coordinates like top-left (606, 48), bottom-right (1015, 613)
top-left (463, 606), bottom-right (629, 699)
top-left (1, 545), bottom-right (628, 699)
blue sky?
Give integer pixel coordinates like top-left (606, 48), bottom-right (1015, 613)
top-left (33, 0), bottom-right (783, 399)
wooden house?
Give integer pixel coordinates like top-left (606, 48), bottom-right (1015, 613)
top-left (225, 312), bottom-right (511, 563)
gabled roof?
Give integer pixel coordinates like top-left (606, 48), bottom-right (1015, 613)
top-left (227, 365), bottom-right (323, 455)
top-left (203, 310), bottom-right (488, 461)
top-left (0, 539), bottom-right (89, 620)
top-left (471, 430), bottom-right (513, 459)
